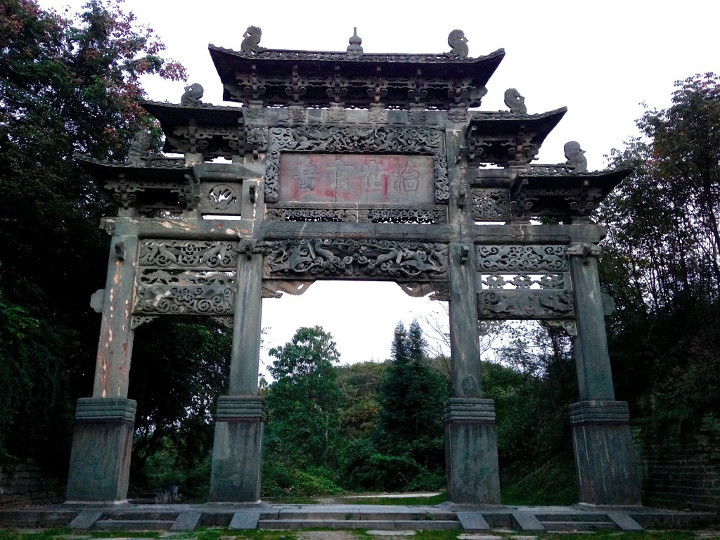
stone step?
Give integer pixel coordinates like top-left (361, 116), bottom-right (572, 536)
top-left (101, 511), bottom-right (179, 521)
top-left (265, 510), bottom-right (457, 521)
top-left (258, 519), bottom-right (461, 530)
top-left (93, 519), bottom-right (176, 531)
top-left (534, 513), bottom-right (614, 523)
top-left (539, 520), bottom-right (618, 532)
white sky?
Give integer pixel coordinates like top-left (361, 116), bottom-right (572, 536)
top-left (42, 0), bottom-right (720, 369)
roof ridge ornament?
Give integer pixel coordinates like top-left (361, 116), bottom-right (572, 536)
top-left (564, 141), bottom-right (588, 173)
top-left (346, 27), bottom-right (363, 57)
top-left (241, 25), bottom-right (265, 56)
top-left (446, 29), bottom-right (469, 60)
top-left (181, 83), bottom-right (204, 106)
top-left (504, 88), bottom-right (527, 114)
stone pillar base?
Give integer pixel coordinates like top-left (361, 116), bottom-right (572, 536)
top-left (444, 398), bottom-right (501, 504)
top-left (570, 400), bottom-right (641, 505)
top-left (209, 396), bottom-right (266, 502)
top-left (65, 398), bottom-right (136, 502)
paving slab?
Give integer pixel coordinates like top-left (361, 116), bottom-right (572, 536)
top-left (608, 512), bottom-right (644, 531)
top-left (68, 510), bottom-right (103, 530)
top-left (456, 512), bottom-right (491, 531)
top-left (366, 531), bottom-right (415, 536)
top-left (511, 512), bottom-right (544, 532)
top-left (229, 509), bottom-right (262, 530)
top-left (171, 511), bottom-right (201, 531)
top-left (457, 535), bottom-right (502, 540)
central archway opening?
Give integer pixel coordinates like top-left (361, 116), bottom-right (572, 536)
top-left (260, 281), bottom-right (451, 499)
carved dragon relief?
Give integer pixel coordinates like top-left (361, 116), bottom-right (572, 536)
top-left (263, 239), bottom-right (448, 281)
top-left (264, 126), bottom-right (447, 203)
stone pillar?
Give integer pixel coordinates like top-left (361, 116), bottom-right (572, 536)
top-left (209, 250), bottom-right (265, 502)
top-left (66, 235), bottom-right (139, 502)
top-left (568, 242), bottom-right (641, 505)
top-left (446, 242), bottom-right (501, 504)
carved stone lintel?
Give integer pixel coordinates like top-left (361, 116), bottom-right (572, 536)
top-left (264, 238), bottom-right (448, 281)
top-left (262, 280), bottom-right (314, 298)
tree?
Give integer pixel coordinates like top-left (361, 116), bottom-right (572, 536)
top-left (0, 0), bottom-right (184, 472)
top-left (598, 73), bottom-right (720, 429)
top-left (264, 326), bottom-right (342, 470)
top-left (374, 321), bottom-right (450, 474)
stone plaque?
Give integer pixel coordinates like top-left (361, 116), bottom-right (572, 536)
top-left (278, 153), bottom-right (434, 204)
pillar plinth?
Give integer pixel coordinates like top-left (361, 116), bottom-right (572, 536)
top-left (570, 400), bottom-right (641, 505)
top-left (65, 398), bottom-right (136, 502)
top-left (444, 398), bottom-right (501, 504)
top-left (209, 396), bottom-right (266, 502)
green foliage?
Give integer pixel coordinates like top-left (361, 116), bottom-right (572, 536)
top-left (128, 317), bottom-right (231, 497)
top-left (265, 326), bottom-right (342, 468)
top-left (500, 456), bottom-right (578, 505)
top-left (263, 326), bottom-right (345, 496)
top-left (374, 322), bottom-right (451, 471)
top-left (599, 73), bottom-right (720, 432)
top-left (0, 0), bottom-right (185, 473)
top-left (0, 289), bottom-right (73, 470)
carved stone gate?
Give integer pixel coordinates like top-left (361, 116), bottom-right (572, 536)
top-left (68, 29), bottom-right (640, 505)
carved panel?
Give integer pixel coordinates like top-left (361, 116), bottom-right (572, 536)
top-left (475, 245), bottom-right (568, 273)
top-left (472, 188), bottom-right (511, 221)
top-left (264, 126), bottom-right (446, 203)
top-left (265, 206), bottom-right (358, 222)
top-left (138, 240), bottom-right (238, 269)
top-left (477, 290), bottom-right (575, 319)
top-left (481, 273), bottom-right (565, 290)
top-left (198, 182), bottom-right (243, 215)
top-left (263, 239), bottom-right (448, 281)
top-left (264, 205), bottom-right (447, 224)
top-left (134, 270), bottom-right (235, 316)
top-left (364, 206), bottom-right (447, 224)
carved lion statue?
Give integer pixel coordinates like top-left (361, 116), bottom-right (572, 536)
top-left (180, 83), bottom-right (204, 106)
top-left (504, 88), bottom-right (527, 114)
top-left (446, 29), bottom-right (469, 60)
top-left (564, 141), bottom-right (588, 173)
top-left (241, 26), bottom-right (266, 55)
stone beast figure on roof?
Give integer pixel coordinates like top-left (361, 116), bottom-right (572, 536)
top-left (446, 29), bottom-right (469, 60)
top-left (241, 26), bottom-right (266, 55)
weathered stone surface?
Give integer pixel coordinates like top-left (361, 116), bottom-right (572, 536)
top-left (570, 401), bottom-right (641, 505)
top-left (444, 399), bottom-right (500, 504)
top-left (209, 398), bottom-right (266, 502)
top-left (65, 398), bottom-right (136, 502)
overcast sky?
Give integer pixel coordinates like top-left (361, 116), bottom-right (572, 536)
top-left (42, 0), bottom-right (720, 369)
